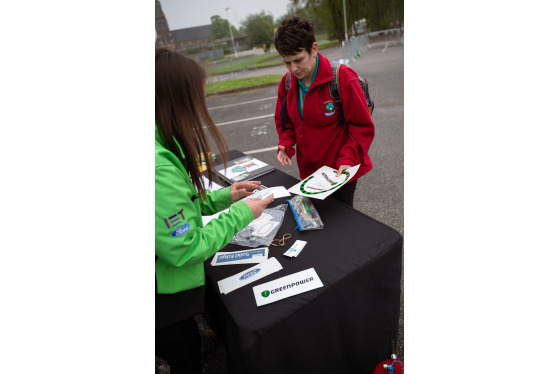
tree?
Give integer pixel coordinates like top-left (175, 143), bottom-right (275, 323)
top-left (288, 0), bottom-right (404, 41)
top-left (241, 11), bottom-right (275, 47)
top-left (210, 15), bottom-right (238, 40)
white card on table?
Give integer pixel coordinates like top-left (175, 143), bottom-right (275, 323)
top-left (252, 268), bottom-right (323, 307)
top-left (217, 257), bottom-right (283, 295)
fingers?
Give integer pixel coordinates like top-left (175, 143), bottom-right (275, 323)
top-left (262, 194), bottom-right (274, 205)
top-left (277, 149), bottom-right (292, 166)
top-left (336, 165), bottom-right (350, 177)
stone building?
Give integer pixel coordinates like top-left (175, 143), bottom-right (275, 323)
top-left (155, 0), bottom-right (175, 50)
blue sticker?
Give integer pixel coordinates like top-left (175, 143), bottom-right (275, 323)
top-left (170, 223), bottom-right (190, 237)
top-left (239, 268), bottom-right (261, 281)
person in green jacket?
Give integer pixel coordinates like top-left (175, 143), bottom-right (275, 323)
top-left (155, 47), bottom-right (274, 373)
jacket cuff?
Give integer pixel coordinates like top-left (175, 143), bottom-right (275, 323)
top-left (229, 200), bottom-right (255, 228)
top-left (336, 159), bottom-right (354, 170)
top-left (217, 185), bottom-right (234, 205)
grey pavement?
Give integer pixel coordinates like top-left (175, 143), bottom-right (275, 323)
top-left (157, 43), bottom-right (404, 373)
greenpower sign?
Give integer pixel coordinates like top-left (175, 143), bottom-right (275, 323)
top-left (253, 268), bottom-right (323, 307)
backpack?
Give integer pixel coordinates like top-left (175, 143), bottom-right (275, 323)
top-left (280, 61), bottom-right (373, 131)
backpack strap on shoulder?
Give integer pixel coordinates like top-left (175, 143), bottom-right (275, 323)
top-left (328, 62), bottom-right (345, 127)
top-left (281, 73), bottom-right (291, 132)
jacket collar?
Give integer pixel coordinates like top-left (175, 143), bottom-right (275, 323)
top-left (308, 52), bottom-right (334, 89)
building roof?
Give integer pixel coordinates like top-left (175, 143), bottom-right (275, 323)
top-left (171, 25), bottom-right (212, 43)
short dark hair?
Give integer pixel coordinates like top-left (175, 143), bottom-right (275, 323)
top-left (274, 15), bottom-right (316, 56)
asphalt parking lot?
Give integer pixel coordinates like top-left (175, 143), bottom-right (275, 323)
top-left (158, 43), bottom-right (404, 373)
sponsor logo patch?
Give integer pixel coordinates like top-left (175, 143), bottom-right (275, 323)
top-left (170, 223), bottom-right (190, 237)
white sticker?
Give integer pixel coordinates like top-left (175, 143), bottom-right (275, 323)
top-left (217, 257), bottom-right (283, 295)
top-left (283, 240), bottom-right (307, 257)
top-left (253, 268), bottom-right (323, 307)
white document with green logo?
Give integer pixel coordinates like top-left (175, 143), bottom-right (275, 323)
top-left (287, 165), bottom-right (360, 199)
top-left (217, 257), bottom-right (283, 295)
top-left (252, 268), bottom-right (323, 307)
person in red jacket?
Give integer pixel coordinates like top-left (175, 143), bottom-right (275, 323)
top-left (273, 15), bottom-right (375, 207)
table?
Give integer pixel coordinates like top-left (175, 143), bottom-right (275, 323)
top-left (203, 152), bottom-right (403, 374)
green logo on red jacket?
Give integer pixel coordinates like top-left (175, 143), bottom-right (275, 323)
top-left (323, 100), bottom-right (336, 116)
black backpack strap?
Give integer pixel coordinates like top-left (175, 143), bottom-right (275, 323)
top-left (280, 73), bottom-right (291, 132)
top-left (328, 62), bottom-right (345, 127)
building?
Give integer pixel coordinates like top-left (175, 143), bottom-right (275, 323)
top-left (155, 0), bottom-right (247, 58)
top-left (155, 0), bottom-right (175, 50)
top-left (171, 25), bottom-right (212, 52)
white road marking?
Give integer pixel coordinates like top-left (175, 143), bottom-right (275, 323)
top-left (215, 114), bottom-right (274, 127)
top-left (251, 125), bottom-right (268, 136)
top-left (208, 96), bottom-right (277, 110)
top-left (243, 146), bottom-right (278, 155)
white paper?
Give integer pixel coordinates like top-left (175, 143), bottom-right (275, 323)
top-left (253, 268), bottom-right (323, 307)
top-left (252, 221), bottom-right (279, 238)
top-left (217, 257), bottom-right (283, 295)
top-left (241, 188), bottom-right (274, 201)
top-left (248, 213), bottom-right (273, 229)
top-left (288, 165), bottom-right (360, 199)
top-left (202, 208), bottom-right (229, 227)
top-left (265, 186), bottom-right (291, 198)
top-left (283, 240), bottom-right (307, 258)
top-left (202, 175), bottom-right (223, 192)
top-left (211, 247), bottom-right (269, 266)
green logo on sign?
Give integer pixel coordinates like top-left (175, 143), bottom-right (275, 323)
top-left (261, 290), bottom-right (270, 298)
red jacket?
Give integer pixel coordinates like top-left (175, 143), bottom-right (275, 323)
top-left (274, 52), bottom-right (375, 183)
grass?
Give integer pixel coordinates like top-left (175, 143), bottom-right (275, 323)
top-left (206, 74), bottom-right (282, 95)
top-left (205, 41), bottom-right (341, 75)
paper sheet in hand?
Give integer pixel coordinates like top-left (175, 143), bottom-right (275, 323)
top-left (211, 247), bottom-right (269, 266)
top-left (287, 165), bottom-right (360, 199)
top-left (217, 257), bottom-right (283, 295)
top-left (252, 268), bottom-right (323, 307)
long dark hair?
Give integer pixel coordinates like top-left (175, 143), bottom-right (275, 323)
top-left (155, 48), bottom-right (228, 200)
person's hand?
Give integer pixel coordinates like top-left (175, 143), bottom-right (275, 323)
top-left (277, 146), bottom-right (292, 166)
top-left (230, 181), bottom-right (262, 202)
top-left (243, 194), bottom-right (274, 219)
top-left (336, 165), bottom-right (351, 177)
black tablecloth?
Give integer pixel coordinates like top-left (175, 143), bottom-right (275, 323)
top-left (204, 152), bottom-right (403, 374)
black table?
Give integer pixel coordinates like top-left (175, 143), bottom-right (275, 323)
top-left (204, 152), bottom-right (403, 374)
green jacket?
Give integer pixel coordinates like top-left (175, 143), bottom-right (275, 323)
top-left (155, 128), bottom-right (253, 294)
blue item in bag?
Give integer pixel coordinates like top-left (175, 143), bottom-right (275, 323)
top-left (287, 195), bottom-right (324, 231)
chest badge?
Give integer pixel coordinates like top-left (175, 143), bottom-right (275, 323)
top-left (323, 100), bottom-right (336, 117)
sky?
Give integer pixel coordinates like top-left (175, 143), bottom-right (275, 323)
top-left (159, 0), bottom-right (292, 30)
top-left (156, 0), bottom-right (290, 30)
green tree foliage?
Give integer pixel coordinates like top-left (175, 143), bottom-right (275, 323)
top-left (241, 11), bottom-right (275, 47)
top-left (288, 0), bottom-right (403, 41)
top-left (210, 15), bottom-right (238, 40)
top-left (276, 2), bottom-right (328, 35)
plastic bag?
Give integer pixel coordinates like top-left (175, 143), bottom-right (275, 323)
top-left (287, 195), bottom-right (324, 231)
top-left (230, 204), bottom-right (288, 248)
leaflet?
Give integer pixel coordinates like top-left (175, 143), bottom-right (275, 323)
top-left (288, 165), bottom-right (360, 200)
top-left (217, 257), bottom-right (283, 295)
top-left (211, 247), bottom-right (269, 266)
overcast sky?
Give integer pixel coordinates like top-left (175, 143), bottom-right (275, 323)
top-left (159, 0), bottom-right (292, 30)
